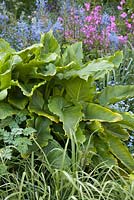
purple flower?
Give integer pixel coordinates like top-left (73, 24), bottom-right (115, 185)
top-left (120, 0), bottom-right (126, 5)
top-left (58, 17), bottom-right (63, 23)
top-left (84, 3), bottom-right (90, 11)
top-left (118, 35), bottom-right (128, 44)
top-left (125, 20), bottom-right (132, 29)
top-left (117, 6), bottom-right (123, 10)
top-left (120, 12), bottom-right (127, 18)
top-left (131, 14), bottom-right (134, 19)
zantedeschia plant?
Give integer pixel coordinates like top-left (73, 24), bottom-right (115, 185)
top-left (1, 31), bottom-right (134, 172)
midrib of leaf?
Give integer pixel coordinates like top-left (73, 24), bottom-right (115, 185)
top-left (76, 81), bottom-right (82, 102)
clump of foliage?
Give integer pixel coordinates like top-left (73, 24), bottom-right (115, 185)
top-left (1, 31), bottom-right (134, 174)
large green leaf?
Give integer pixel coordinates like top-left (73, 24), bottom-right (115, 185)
top-left (65, 77), bottom-right (95, 103)
top-left (1, 54), bottom-right (21, 72)
top-left (0, 52), bottom-right (10, 70)
top-left (56, 61), bottom-right (81, 80)
top-left (21, 116), bottom-right (53, 157)
top-left (78, 50), bottom-right (123, 80)
top-left (77, 60), bottom-right (114, 81)
top-left (117, 112), bottom-right (134, 131)
top-left (37, 63), bottom-right (56, 77)
top-left (15, 43), bottom-right (43, 63)
top-left (0, 69), bottom-right (11, 90)
top-left (108, 51), bottom-right (123, 68)
top-left (29, 89), bottom-right (44, 110)
top-left (107, 132), bottom-right (134, 172)
top-left (48, 96), bottom-right (83, 136)
top-left (94, 135), bottom-right (117, 166)
top-left (0, 39), bottom-right (14, 66)
top-left (84, 103), bottom-right (122, 122)
top-left (0, 55), bottom-right (12, 90)
top-left (40, 30), bottom-right (61, 55)
top-left (12, 61), bottom-right (39, 81)
top-left (11, 80), bottom-right (46, 97)
top-left (29, 90), bottom-right (58, 122)
top-left (10, 55), bottom-right (22, 67)
top-left (0, 39), bottom-right (14, 53)
top-left (62, 42), bottom-right (83, 65)
top-left (13, 60), bottom-right (56, 81)
top-left (103, 123), bottom-right (129, 140)
top-left (0, 102), bottom-right (18, 119)
top-left (40, 53), bottom-right (58, 63)
top-left (57, 51), bottom-right (123, 81)
top-left (75, 126), bottom-right (86, 144)
top-left (0, 54), bottom-right (22, 90)
top-left (0, 89), bottom-right (7, 101)
top-left (8, 87), bottom-right (28, 110)
top-left (57, 59), bottom-right (114, 81)
top-left (98, 85), bottom-right (134, 106)
top-left (35, 116), bottom-right (53, 147)
top-left (43, 139), bottom-right (71, 169)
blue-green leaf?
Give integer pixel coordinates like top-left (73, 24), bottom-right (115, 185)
top-left (65, 77), bottom-right (95, 103)
top-left (35, 116), bottom-right (53, 147)
top-left (84, 103), bottom-right (122, 122)
top-left (62, 42), bottom-right (83, 65)
top-left (107, 132), bottom-right (134, 172)
top-left (98, 85), bottom-right (134, 106)
top-left (8, 87), bottom-right (28, 110)
top-left (48, 96), bottom-right (83, 136)
top-left (29, 90), bottom-right (58, 122)
top-left (40, 30), bottom-right (61, 55)
top-left (0, 103), bottom-right (18, 119)
top-left (94, 135), bottom-right (117, 166)
top-left (0, 89), bottom-right (7, 101)
top-left (11, 80), bottom-right (46, 97)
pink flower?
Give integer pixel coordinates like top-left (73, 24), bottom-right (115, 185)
top-left (58, 17), bottom-right (63, 22)
top-left (118, 35), bottom-right (128, 44)
top-left (125, 21), bottom-right (132, 29)
top-left (120, 12), bottom-right (127, 18)
top-left (94, 6), bottom-right (102, 12)
top-left (131, 14), bottom-right (134, 19)
top-left (110, 16), bottom-right (116, 22)
top-left (120, 0), bottom-right (125, 5)
top-left (85, 16), bottom-right (92, 22)
top-left (117, 6), bottom-right (123, 10)
top-left (65, 30), bottom-right (73, 38)
top-left (84, 3), bottom-right (90, 11)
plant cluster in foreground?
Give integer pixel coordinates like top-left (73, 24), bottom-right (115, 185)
top-left (0, 31), bottom-right (134, 172)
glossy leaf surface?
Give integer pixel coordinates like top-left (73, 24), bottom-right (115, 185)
top-left (84, 103), bottom-right (122, 122)
top-left (98, 85), bottom-right (134, 106)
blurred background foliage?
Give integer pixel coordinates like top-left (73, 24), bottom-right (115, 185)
top-left (2, 0), bottom-right (36, 18)
top-left (3, 0), bottom-right (134, 14)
